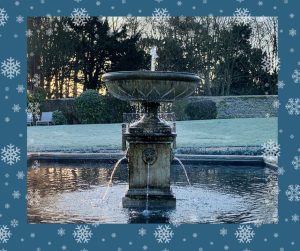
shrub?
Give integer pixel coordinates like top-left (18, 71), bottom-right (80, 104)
top-left (100, 94), bottom-right (134, 123)
top-left (75, 89), bottom-right (105, 124)
top-left (74, 90), bottom-right (133, 124)
top-left (53, 110), bottom-right (66, 125)
top-left (185, 100), bottom-right (217, 120)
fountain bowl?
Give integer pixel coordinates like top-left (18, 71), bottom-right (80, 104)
top-left (103, 71), bottom-right (200, 102)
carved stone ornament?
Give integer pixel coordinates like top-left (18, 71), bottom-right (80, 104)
top-left (142, 148), bottom-right (157, 165)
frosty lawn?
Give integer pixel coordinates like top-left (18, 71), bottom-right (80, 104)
top-left (27, 117), bottom-right (277, 152)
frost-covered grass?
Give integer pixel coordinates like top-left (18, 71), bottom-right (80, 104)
top-left (27, 117), bottom-right (277, 152)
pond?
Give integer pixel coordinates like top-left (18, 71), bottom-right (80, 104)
top-left (27, 159), bottom-right (278, 224)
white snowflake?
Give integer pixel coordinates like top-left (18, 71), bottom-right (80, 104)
top-left (291, 214), bottom-right (299, 222)
top-left (16, 171), bottom-right (25, 179)
top-left (57, 228), bottom-right (66, 236)
top-left (292, 156), bottom-right (300, 170)
top-left (0, 8), bottom-right (9, 26)
top-left (45, 28), bottom-right (53, 36)
top-left (234, 8), bottom-right (251, 17)
top-left (188, 30), bottom-right (195, 37)
top-left (63, 23), bottom-right (73, 32)
top-left (235, 225), bottom-right (255, 243)
top-left (31, 160), bottom-right (41, 173)
top-left (32, 73), bottom-right (40, 87)
top-left (26, 29), bottom-right (33, 37)
top-left (16, 84), bottom-right (25, 93)
top-left (1, 144), bottom-right (20, 166)
top-left (1, 57), bottom-right (21, 79)
top-left (10, 219), bottom-right (18, 228)
top-left (152, 8), bottom-right (170, 22)
top-left (234, 8), bottom-right (251, 23)
top-left (12, 104), bottom-right (21, 112)
top-left (261, 55), bottom-right (280, 74)
top-left (0, 225), bottom-right (12, 243)
top-left (16, 15), bottom-right (24, 23)
top-left (289, 28), bottom-right (296, 37)
top-left (278, 166), bottom-right (285, 175)
top-left (154, 225), bottom-right (174, 243)
top-left (139, 228), bottom-right (147, 236)
top-left (26, 189), bottom-right (41, 207)
top-left (272, 100), bottom-right (280, 109)
top-left (220, 227), bottom-right (228, 236)
top-left (179, 16), bottom-right (187, 22)
top-left (26, 102), bottom-right (40, 119)
top-left (71, 8), bottom-right (90, 26)
top-left (12, 190), bottom-right (21, 199)
top-left (286, 185), bottom-right (300, 201)
top-left (73, 225), bottom-right (93, 243)
top-left (277, 80), bottom-right (285, 89)
top-left (261, 140), bottom-right (280, 162)
top-left (172, 221), bottom-right (181, 228)
top-left (285, 98), bottom-right (300, 115)
top-left (253, 220), bottom-right (263, 228)
top-left (292, 69), bottom-right (300, 83)
top-left (91, 223), bottom-right (100, 228)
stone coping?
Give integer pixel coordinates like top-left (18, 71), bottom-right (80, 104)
top-left (103, 71), bottom-right (200, 82)
top-left (27, 152), bottom-right (276, 168)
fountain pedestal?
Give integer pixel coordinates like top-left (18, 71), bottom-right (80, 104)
top-left (123, 140), bottom-right (176, 208)
top-left (122, 103), bottom-right (176, 208)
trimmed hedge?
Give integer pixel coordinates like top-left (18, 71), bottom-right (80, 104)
top-left (42, 98), bottom-right (78, 124)
top-left (42, 95), bottom-right (277, 124)
top-left (172, 99), bottom-right (189, 121)
top-left (184, 100), bottom-right (217, 120)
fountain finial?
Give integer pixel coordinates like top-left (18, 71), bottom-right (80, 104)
top-left (150, 46), bottom-right (159, 71)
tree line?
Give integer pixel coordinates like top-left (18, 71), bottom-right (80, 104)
top-left (27, 16), bottom-right (278, 98)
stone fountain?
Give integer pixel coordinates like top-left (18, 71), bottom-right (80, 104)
top-left (103, 51), bottom-right (200, 208)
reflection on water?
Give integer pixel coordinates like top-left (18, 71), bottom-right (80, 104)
top-left (27, 160), bottom-right (278, 224)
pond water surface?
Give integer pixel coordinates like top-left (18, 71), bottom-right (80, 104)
top-left (27, 160), bottom-right (278, 224)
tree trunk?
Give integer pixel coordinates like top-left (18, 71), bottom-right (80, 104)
top-left (204, 73), bottom-right (212, 96)
top-left (54, 74), bottom-right (59, 99)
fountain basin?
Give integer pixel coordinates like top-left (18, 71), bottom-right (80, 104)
top-left (103, 71), bottom-right (200, 102)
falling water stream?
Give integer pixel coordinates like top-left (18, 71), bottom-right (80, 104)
top-left (174, 157), bottom-right (191, 186)
top-left (102, 156), bottom-right (126, 200)
top-left (142, 162), bottom-right (151, 217)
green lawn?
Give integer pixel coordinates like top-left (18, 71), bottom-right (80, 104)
top-left (27, 117), bottom-right (277, 152)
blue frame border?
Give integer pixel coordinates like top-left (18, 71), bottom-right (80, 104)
top-left (1, 0), bottom-right (300, 250)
